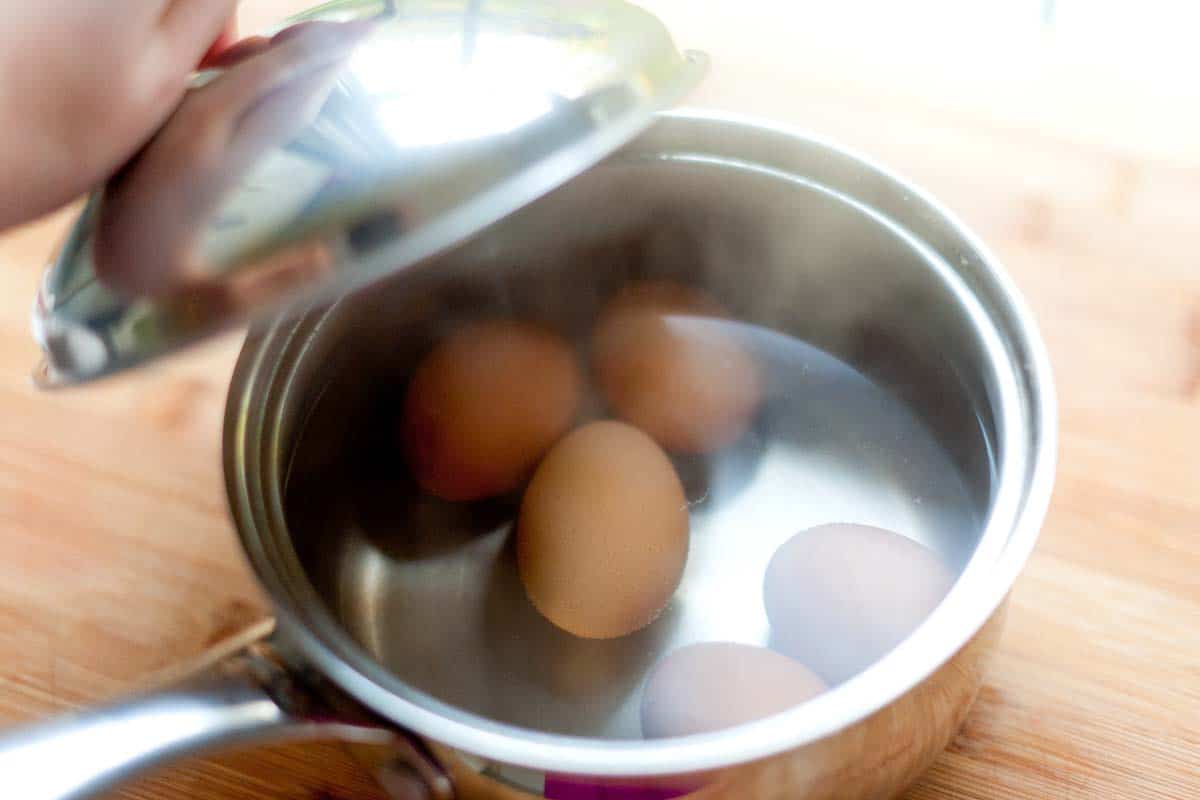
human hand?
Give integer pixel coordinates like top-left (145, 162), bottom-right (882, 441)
top-left (95, 20), bottom-right (372, 297)
top-left (0, 1), bottom-right (238, 230)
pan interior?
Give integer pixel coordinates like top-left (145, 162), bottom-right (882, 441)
top-left (279, 156), bottom-right (996, 740)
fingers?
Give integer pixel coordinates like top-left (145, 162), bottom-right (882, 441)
top-left (230, 62), bottom-right (342, 164)
top-left (159, 0), bottom-right (240, 68)
top-left (96, 18), bottom-right (374, 298)
top-left (199, 18), bottom-right (242, 69)
top-left (202, 35), bottom-right (273, 69)
top-left (199, 20), bottom-right (373, 115)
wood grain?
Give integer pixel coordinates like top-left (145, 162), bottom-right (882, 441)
top-left (1, 2), bottom-right (1198, 798)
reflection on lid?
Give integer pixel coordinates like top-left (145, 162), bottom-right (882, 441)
top-left (32, 0), bottom-right (704, 385)
top-left (96, 19), bottom-right (371, 297)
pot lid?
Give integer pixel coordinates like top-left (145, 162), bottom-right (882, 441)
top-left (32, 0), bottom-right (706, 386)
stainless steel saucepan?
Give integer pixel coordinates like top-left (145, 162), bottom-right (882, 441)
top-left (2, 2), bottom-right (1056, 798)
top-left (2, 110), bottom-right (1056, 800)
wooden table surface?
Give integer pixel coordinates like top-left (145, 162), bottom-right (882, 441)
top-left (1, 2), bottom-right (1198, 798)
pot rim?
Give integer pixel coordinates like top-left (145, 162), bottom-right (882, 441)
top-left (224, 108), bottom-right (1058, 777)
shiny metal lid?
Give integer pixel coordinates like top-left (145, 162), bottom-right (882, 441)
top-left (32, 0), bottom-right (705, 386)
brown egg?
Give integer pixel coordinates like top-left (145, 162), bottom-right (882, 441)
top-left (592, 280), bottom-right (763, 454)
top-left (763, 524), bottom-right (956, 685)
top-left (517, 421), bottom-right (689, 639)
top-left (640, 642), bottom-right (825, 738)
top-left (402, 319), bottom-right (581, 502)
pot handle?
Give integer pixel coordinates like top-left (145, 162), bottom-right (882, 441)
top-left (0, 620), bottom-right (445, 800)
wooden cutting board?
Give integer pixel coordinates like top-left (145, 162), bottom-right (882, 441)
top-left (0, 2), bottom-right (1197, 798)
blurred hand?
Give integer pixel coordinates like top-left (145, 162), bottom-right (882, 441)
top-left (0, 1), bottom-right (238, 230)
top-left (95, 20), bottom-right (372, 297)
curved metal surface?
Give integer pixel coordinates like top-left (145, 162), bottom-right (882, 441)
top-left (0, 627), bottom-right (395, 800)
top-left (1, 110), bottom-right (1055, 800)
top-left (431, 604), bottom-right (1005, 799)
top-left (223, 111), bottom-right (1057, 790)
top-left (32, 0), bottom-right (704, 386)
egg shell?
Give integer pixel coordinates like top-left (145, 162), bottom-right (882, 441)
top-left (763, 523), bottom-right (955, 685)
top-left (518, 420), bottom-right (689, 639)
top-left (402, 319), bottom-right (582, 502)
top-left (591, 280), bottom-right (763, 455)
top-left (640, 642), bottom-right (825, 739)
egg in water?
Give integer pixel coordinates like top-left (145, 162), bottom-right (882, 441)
top-left (518, 420), bottom-right (689, 639)
top-left (591, 280), bottom-right (764, 455)
top-left (641, 642), bottom-right (825, 738)
top-left (402, 319), bottom-right (581, 502)
top-left (763, 524), bottom-right (956, 685)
